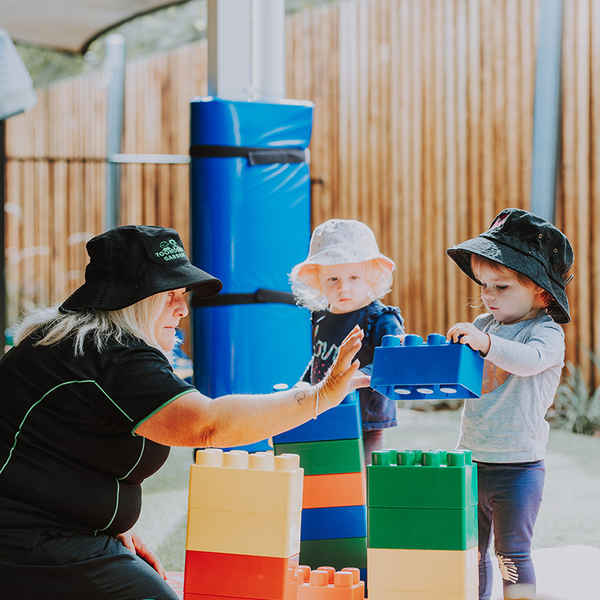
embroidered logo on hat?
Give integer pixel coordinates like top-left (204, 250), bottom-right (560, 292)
top-left (59, 225), bottom-right (222, 312)
top-left (155, 239), bottom-right (187, 262)
top-left (489, 214), bottom-right (508, 230)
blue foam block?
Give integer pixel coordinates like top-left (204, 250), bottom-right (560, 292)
top-left (195, 439), bottom-right (272, 458)
top-left (371, 333), bottom-right (484, 400)
top-left (301, 505), bottom-right (367, 541)
top-left (221, 439), bottom-right (273, 453)
top-left (272, 394), bottom-right (361, 444)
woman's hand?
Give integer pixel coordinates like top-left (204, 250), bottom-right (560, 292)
top-left (116, 530), bottom-right (167, 580)
top-left (319, 325), bottom-right (370, 409)
top-left (447, 322), bottom-right (491, 355)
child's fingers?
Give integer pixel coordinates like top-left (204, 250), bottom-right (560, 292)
top-left (447, 327), bottom-right (460, 343)
top-left (336, 327), bottom-right (364, 365)
top-left (447, 322), bottom-right (471, 343)
top-left (349, 366), bottom-right (370, 390)
top-left (340, 324), bottom-right (364, 348)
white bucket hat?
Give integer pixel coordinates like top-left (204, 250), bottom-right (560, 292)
top-left (291, 219), bottom-right (395, 291)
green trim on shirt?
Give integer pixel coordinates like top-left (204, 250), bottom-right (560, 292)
top-left (119, 437), bottom-right (145, 480)
top-left (96, 478), bottom-right (120, 532)
top-left (131, 388), bottom-right (195, 435)
top-left (0, 379), bottom-right (132, 476)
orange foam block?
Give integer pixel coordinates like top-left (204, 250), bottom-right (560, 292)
top-left (302, 472), bottom-right (366, 509)
top-left (298, 566), bottom-right (364, 600)
top-left (184, 550), bottom-right (299, 600)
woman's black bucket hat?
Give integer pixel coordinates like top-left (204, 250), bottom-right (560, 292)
top-left (60, 225), bottom-right (222, 312)
top-left (447, 208), bottom-right (574, 323)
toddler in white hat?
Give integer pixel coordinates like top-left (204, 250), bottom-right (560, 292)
top-left (290, 219), bottom-right (405, 463)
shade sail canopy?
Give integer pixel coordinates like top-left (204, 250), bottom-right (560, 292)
top-left (2, 0), bottom-right (192, 54)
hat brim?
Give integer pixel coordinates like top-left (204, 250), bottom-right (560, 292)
top-left (60, 262), bottom-right (222, 312)
top-left (447, 236), bottom-right (570, 323)
top-left (292, 255), bottom-right (395, 291)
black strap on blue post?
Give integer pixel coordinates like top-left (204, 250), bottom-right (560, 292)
top-left (189, 144), bottom-right (307, 165)
top-left (192, 288), bottom-right (296, 307)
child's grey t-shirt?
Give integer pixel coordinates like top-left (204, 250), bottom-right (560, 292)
top-left (457, 312), bottom-right (565, 463)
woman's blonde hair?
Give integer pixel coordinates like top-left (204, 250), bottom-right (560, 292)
top-left (13, 292), bottom-right (169, 356)
top-left (291, 259), bottom-right (394, 312)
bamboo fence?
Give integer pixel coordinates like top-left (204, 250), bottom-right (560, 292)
top-left (4, 0), bottom-right (599, 384)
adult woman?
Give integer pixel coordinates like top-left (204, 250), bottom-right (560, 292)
top-left (0, 225), bottom-right (368, 600)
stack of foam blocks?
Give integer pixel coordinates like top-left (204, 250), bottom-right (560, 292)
top-left (367, 449), bottom-right (478, 599)
top-left (183, 448), bottom-right (303, 600)
top-left (273, 393), bottom-right (367, 581)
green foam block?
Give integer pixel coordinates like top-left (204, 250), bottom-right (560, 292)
top-left (368, 505), bottom-right (478, 550)
top-left (367, 462), bottom-right (477, 509)
top-left (300, 537), bottom-right (367, 570)
top-left (274, 438), bottom-right (364, 475)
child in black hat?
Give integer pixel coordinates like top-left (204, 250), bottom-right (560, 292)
top-left (446, 208), bottom-right (574, 600)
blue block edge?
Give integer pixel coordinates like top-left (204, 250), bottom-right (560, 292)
top-left (301, 505), bottom-right (367, 541)
top-left (273, 398), bottom-right (361, 444)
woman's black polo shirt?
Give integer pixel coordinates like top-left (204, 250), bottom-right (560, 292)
top-left (0, 332), bottom-right (194, 538)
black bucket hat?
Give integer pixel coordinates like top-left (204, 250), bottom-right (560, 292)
top-left (447, 208), bottom-right (574, 323)
top-left (60, 225), bottom-right (222, 312)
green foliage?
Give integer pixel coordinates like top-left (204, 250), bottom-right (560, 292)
top-left (548, 356), bottom-right (600, 435)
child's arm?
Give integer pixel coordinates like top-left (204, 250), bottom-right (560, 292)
top-left (447, 321), bottom-right (564, 377)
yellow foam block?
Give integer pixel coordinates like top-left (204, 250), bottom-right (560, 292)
top-left (186, 507), bottom-right (302, 557)
top-left (188, 449), bottom-right (303, 514)
top-left (367, 589), bottom-right (477, 600)
top-left (367, 547), bottom-right (478, 596)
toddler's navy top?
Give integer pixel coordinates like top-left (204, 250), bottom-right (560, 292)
top-left (0, 331), bottom-right (194, 538)
top-left (303, 300), bottom-right (404, 429)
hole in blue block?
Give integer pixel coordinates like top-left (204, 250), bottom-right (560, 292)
top-left (394, 387), bottom-right (411, 395)
top-left (440, 387), bottom-right (457, 394)
top-left (416, 387), bottom-right (434, 395)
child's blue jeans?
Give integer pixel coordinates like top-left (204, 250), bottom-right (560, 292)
top-left (477, 460), bottom-right (545, 600)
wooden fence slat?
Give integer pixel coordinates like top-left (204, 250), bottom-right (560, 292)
top-left (422, 0), bottom-right (435, 332)
top-left (444, 0), bottom-right (458, 325)
top-left (575, 0), bottom-right (591, 383)
top-left (52, 161), bottom-right (68, 305)
top-left (5, 161), bottom-right (22, 323)
top-left (591, 0), bottom-right (600, 382)
top-left (455, 0), bottom-right (470, 324)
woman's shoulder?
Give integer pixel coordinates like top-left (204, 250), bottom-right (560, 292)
top-left (94, 336), bottom-right (168, 371)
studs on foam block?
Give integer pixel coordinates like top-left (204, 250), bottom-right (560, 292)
top-left (297, 566), bottom-right (365, 600)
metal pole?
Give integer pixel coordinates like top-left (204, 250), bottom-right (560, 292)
top-left (207, 0), bottom-right (285, 100)
top-left (0, 119), bottom-right (6, 355)
top-left (251, 0), bottom-right (285, 99)
top-left (104, 34), bottom-right (126, 230)
top-left (530, 0), bottom-right (563, 223)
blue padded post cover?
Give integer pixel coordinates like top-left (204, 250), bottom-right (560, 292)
top-left (190, 97), bottom-right (313, 398)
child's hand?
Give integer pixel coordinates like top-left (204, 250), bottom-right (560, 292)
top-left (447, 322), bottom-right (491, 355)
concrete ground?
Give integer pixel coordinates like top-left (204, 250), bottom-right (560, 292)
top-left (140, 408), bottom-right (600, 599)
